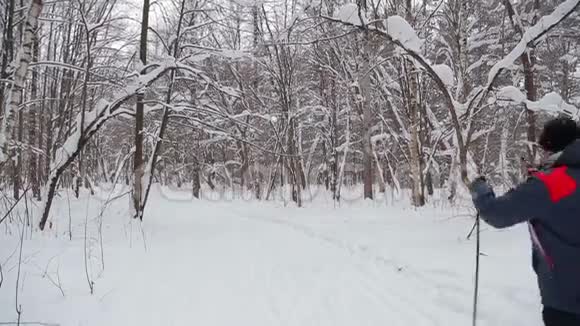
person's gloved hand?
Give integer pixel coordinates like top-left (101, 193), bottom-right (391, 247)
top-left (469, 176), bottom-right (495, 202)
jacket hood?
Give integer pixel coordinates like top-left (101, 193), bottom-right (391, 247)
top-left (554, 140), bottom-right (580, 167)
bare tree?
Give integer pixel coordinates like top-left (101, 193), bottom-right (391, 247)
top-left (133, 0), bottom-right (150, 220)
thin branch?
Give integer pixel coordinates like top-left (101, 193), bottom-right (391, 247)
top-left (0, 188), bottom-right (31, 227)
top-left (419, 0), bottom-right (445, 32)
top-left (15, 220), bottom-right (25, 324)
top-left (262, 30), bottom-right (357, 46)
top-left (148, 27), bottom-right (170, 54)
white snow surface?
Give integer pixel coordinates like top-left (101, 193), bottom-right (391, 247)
top-left (386, 16), bottom-right (423, 53)
top-left (432, 64), bottom-right (455, 87)
top-left (1, 187), bottom-right (543, 326)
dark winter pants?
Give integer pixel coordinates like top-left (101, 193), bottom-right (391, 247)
top-left (543, 307), bottom-right (580, 326)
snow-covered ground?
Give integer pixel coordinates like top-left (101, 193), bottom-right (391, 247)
top-left (1, 186), bottom-right (542, 325)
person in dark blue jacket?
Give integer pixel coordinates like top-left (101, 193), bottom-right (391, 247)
top-left (470, 117), bottom-right (580, 326)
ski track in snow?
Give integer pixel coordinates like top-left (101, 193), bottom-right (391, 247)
top-left (0, 191), bottom-right (543, 326)
top-left (235, 214), bottom-right (437, 325)
top-left (234, 212), bottom-right (507, 326)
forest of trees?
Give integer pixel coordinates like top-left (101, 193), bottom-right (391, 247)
top-left (0, 0), bottom-right (579, 227)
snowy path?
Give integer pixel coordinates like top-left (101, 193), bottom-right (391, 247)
top-left (1, 193), bottom-right (543, 325)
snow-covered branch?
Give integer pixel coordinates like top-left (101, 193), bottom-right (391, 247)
top-left (497, 86), bottom-right (579, 118)
top-left (327, 0), bottom-right (579, 183)
top-left (38, 60), bottom-right (180, 230)
top-left (477, 0), bottom-right (580, 106)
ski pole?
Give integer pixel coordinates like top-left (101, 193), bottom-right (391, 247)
top-left (472, 212), bottom-right (481, 326)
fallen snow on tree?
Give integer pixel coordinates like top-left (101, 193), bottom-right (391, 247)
top-left (336, 3), bottom-right (368, 26)
top-left (528, 92), bottom-right (579, 116)
top-left (386, 16), bottom-right (423, 53)
top-left (432, 64), bottom-right (455, 87)
top-left (497, 86), bottom-right (527, 103)
top-left (497, 86), bottom-right (579, 118)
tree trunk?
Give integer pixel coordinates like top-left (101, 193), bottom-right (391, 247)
top-left (192, 159), bottom-right (201, 199)
top-left (330, 81), bottom-right (339, 200)
top-left (523, 56), bottom-right (537, 163)
top-left (425, 170), bottom-right (434, 196)
top-left (141, 0), bottom-right (188, 216)
top-left (0, 0), bottom-right (16, 121)
top-left (408, 68), bottom-right (424, 207)
top-left (521, 1), bottom-right (539, 163)
top-left (287, 119), bottom-right (302, 206)
top-left (13, 105), bottom-right (23, 199)
top-left (503, 0), bottom-right (539, 164)
top-left (0, 0), bottom-right (43, 162)
top-left (372, 144), bottom-right (386, 193)
top-left (28, 34), bottom-right (40, 199)
top-left (405, 0), bottom-right (424, 207)
top-left (133, 0), bottom-right (150, 220)
top-left (75, 9), bottom-right (93, 198)
top-left (360, 37), bottom-right (373, 200)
